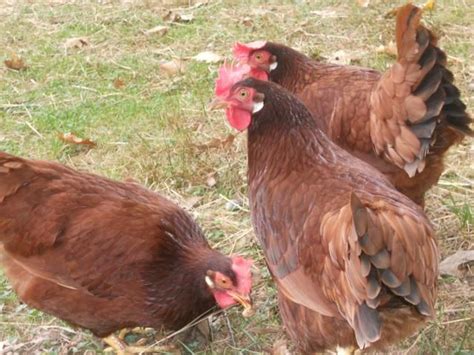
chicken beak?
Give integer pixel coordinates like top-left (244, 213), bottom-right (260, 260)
top-left (208, 97), bottom-right (228, 111)
top-left (227, 290), bottom-right (255, 317)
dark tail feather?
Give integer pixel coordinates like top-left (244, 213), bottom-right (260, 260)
top-left (412, 38), bottom-right (473, 141)
top-left (350, 193), bottom-right (435, 349)
top-left (353, 302), bottom-right (382, 349)
top-left (398, 7), bottom-right (473, 148)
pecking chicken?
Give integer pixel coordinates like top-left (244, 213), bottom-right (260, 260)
top-left (211, 66), bottom-right (439, 353)
top-left (0, 151), bottom-right (253, 354)
top-left (233, 4), bottom-right (473, 207)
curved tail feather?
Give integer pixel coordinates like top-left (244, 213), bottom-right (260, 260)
top-left (370, 4), bottom-right (472, 177)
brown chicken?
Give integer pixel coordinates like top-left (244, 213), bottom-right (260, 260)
top-left (233, 4), bottom-right (473, 207)
top-left (0, 151), bottom-right (253, 354)
top-left (211, 67), bottom-right (438, 353)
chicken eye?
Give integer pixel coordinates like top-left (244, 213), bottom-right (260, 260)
top-left (255, 53), bottom-right (262, 61)
top-left (238, 89), bottom-right (249, 100)
top-left (217, 277), bottom-right (232, 289)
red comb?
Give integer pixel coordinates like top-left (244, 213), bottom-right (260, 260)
top-left (232, 255), bottom-right (254, 267)
top-left (215, 62), bottom-right (251, 98)
top-left (233, 40), bottom-right (267, 61)
top-left (231, 256), bottom-right (253, 294)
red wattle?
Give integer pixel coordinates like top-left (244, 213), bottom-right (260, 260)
top-left (226, 107), bottom-right (251, 131)
top-left (251, 68), bottom-right (268, 81)
top-left (213, 290), bottom-right (235, 309)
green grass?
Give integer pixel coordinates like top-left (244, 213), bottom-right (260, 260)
top-left (0, 0), bottom-right (473, 353)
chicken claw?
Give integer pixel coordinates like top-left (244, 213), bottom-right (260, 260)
top-left (103, 334), bottom-right (177, 355)
top-left (117, 327), bottom-right (154, 340)
top-left (242, 307), bottom-right (255, 317)
top-left (103, 334), bottom-right (129, 355)
top-left (117, 328), bottom-right (129, 340)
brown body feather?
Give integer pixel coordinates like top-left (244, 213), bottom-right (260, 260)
top-left (0, 152), bottom-right (235, 337)
top-left (259, 4), bottom-right (472, 206)
top-left (242, 78), bottom-right (438, 352)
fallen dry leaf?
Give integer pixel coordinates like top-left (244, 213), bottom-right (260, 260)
top-left (357, 0), bottom-right (370, 7)
top-left (242, 307), bottom-right (255, 318)
top-left (162, 10), bottom-right (176, 21)
top-left (160, 59), bottom-right (184, 76)
top-left (271, 339), bottom-right (291, 355)
top-left (179, 14), bottom-right (194, 22)
top-left (423, 0), bottom-right (435, 11)
top-left (327, 50), bottom-right (361, 65)
top-left (242, 17), bottom-right (253, 27)
top-left (190, 122), bottom-right (203, 131)
top-left (59, 132), bottom-right (96, 148)
top-left (384, 7), bottom-right (398, 18)
top-left (310, 10), bottom-right (341, 18)
top-left (64, 37), bottom-right (90, 49)
top-left (468, 81), bottom-right (474, 92)
top-left (376, 41), bottom-right (398, 57)
top-left (144, 25), bottom-right (169, 36)
top-left (206, 173), bottom-right (217, 187)
top-left (195, 134), bottom-right (235, 150)
top-left (183, 196), bottom-right (202, 209)
top-left (193, 51), bottom-right (223, 63)
top-left (113, 77), bottom-right (126, 89)
top-left (250, 8), bottom-right (272, 17)
top-left (189, 0), bottom-right (209, 8)
top-left (225, 199), bottom-right (242, 212)
top-left (439, 250), bottom-right (474, 278)
top-left (4, 53), bottom-right (27, 71)
top-left (163, 11), bottom-right (194, 23)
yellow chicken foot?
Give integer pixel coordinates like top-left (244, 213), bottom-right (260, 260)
top-left (131, 327), bottom-right (155, 335)
top-left (103, 334), bottom-right (129, 355)
top-left (117, 327), bottom-right (154, 340)
top-left (103, 334), bottom-right (177, 354)
top-left (117, 328), bottom-right (130, 340)
top-left (335, 346), bottom-right (357, 355)
top-left (126, 344), bottom-right (178, 354)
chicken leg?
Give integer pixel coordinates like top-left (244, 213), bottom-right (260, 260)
top-left (103, 334), bottom-right (177, 355)
top-left (117, 327), bottom-right (155, 340)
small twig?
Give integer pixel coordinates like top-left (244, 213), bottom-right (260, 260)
top-left (447, 55), bottom-right (465, 63)
top-left (0, 321), bottom-right (36, 326)
top-left (212, 227), bottom-right (253, 249)
top-left (21, 120), bottom-right (43, 139)
top-left (403, 325), bottom-right (431, 354)
top-left (223, 311), bottom-right (236, 347)
top-left (0, 343), bottom-right (26, 354)
top-left (142, 308), bottom-right (225, 354)
top-left (72, 85), bottom-right (99, 93)
top-left (441, 317), bottom-right (473, 325)
top-left (435, 186), bottom-right (471, 198)
top-left (98, 93), bottom-right (128, 99)
top-left (438, 181), bottom-right (472, 188)
top-left (444, 307), bottom-right (470, 314)
top-left (22, 103), bottom-right (33, 120)
top-left (110, 60), bottom-right (135, 73)
top-left (219, 194), bottom-right (250, 212)
top-left (0, 103), bottom-right (40, 108)
top-left (37, 325), bottom-right (78, 334)
top-left (291, 28), bottom-right (319, 37)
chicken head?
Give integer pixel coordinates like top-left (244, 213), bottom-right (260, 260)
top-left (210, 64), bottom-right (264, 131)
top-left (205, 256), bottom-right (254, 316)
top-left (233, 40), bottom-right (277, 80)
